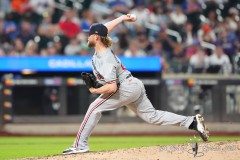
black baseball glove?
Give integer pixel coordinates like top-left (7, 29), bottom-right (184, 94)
top-left (81, 72), bottom-right (103, 88)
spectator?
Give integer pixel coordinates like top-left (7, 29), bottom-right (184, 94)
top-left (189, 47), bottom-right (209, 73)
top-left (36, 14), bottom-right (59, 51)
top-left (208, 45), bottom-right (232, 74)
top-left (227, 7), bottom-right (239, 31)
top-left (47, 41), bottom-right (58, 56)
top-left (184, 0), bottom-right (202, 15)
top-left (170, 43), bottom-right (188, 73)
top-left (115, 26), bottom-right (129, 51)
top-left (182, 22), bottom-right (196, 47)
top-left (38, 15), bottom-right (57, 38)
top-left (157, 28), bottom-right (176, 59)
top-left (136, 32), bottom-right (151, 52)
top-left (197, 24), bottom-right (216, 43)
top-left (206, 10), bottom-right (218, 28)
top-left (29, 0), bottom-right (55, 17)
top-left (129, 1), bottom-right (149, 28)
top-left (0, 16), bottom-right (17, 42)
top-left (162, 0), bottom-right (176, 11)
top-left (90, 0), bottom-right (112, 21)
top-left (149, 40), bottom-right (170, 73)
top-left (124, 39), bottom-right (146, 57)
top-left (203, 0), bottom-right (219, 19)
top-left (170, 6), bottom-right (187, 26)
top-left (42, 88), bottom-right (60, 115)
top-left (54, 40), bottom-right (64, 55)
top-left (3, 13), bottom-right (18, 40)
top-left (0, 42), bottom-right (12, 56)
top-left (13, 38), bottom-right (25, 55)
top-left (149, 40), bottom-right (164, 57)
top-left (149, 4), bottom-right (171, 30)
top-left (80, 9), bottom-right (96, 31)
top-left (216, 28), bottom-right (237, 64)
top-left (183, 0), bottom-right (202, 32)
top-left (11, 0), bottom-right (31, 15)
top-left (24, 40), bottom-right (38, 56)
top-left (185, 40), bottom-right (200, 60)
top-left (58, 8), bottom-right (80, 38)
top-left (17, 19), bottom-right (35, 45)
top-left (64, 37), bottom-right (81, 56)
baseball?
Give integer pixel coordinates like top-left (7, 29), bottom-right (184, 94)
top-left (129, 14), bottom-right (137, 22)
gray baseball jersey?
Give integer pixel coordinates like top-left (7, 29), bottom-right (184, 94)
top-left (73, 48), bottom-right (194, 149)
top-left (91, 48), bottom-right (131, 85)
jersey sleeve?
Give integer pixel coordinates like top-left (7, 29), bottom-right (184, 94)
top-left (102, 63), bottom-right (117, 83)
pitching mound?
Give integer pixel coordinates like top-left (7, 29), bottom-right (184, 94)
top-left (24, 141), bottom-right (240, 160)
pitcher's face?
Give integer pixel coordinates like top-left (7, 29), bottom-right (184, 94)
top-left (87, 34), bottom-right (96, 48)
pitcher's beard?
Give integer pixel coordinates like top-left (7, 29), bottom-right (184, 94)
top-left (88, 41), bottom-right (95, 48)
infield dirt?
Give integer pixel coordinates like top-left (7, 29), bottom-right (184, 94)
top-left (22, 140), bottom-right (240, 160)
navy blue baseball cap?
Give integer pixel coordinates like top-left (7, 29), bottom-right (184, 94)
top-left (84, 23), bottom-right (108, 37)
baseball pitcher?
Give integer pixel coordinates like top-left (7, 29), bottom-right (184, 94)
top-left (63, 14), bottom-right (209, 155)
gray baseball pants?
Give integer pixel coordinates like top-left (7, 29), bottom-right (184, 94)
top-left (73, 77), bottom-right (194, 149)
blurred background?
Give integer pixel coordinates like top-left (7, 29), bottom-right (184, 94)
top-left (0, 0), bottom-right (240, 135)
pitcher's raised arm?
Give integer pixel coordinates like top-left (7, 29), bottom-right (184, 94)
top-left (104, 14), bottom-right (137, 34)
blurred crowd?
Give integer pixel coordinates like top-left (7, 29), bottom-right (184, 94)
top-left (0, 0), bottom-right (240, 74)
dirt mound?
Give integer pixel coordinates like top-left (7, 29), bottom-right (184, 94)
top-left (23, 141), bottom-right (240, 160)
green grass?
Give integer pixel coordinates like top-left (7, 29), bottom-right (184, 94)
top-left (0, 136), bottom-right (239, 160)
